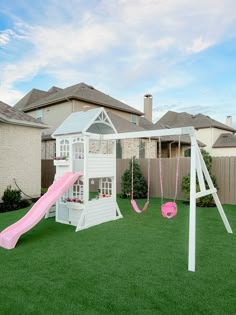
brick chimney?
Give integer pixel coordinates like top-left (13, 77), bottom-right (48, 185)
top-left (144, 94), bottom-right (153, 122)
top-left (225, 115), bottom-right (232, 127)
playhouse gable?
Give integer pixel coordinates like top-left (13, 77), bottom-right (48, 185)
top-left (52, 107), bottom-right (117, 137)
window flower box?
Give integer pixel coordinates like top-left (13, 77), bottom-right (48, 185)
top-left (54, 159), bottom-right (70, 166)
top-left (66, 202), bottom-right (84, 210)
top-left (66, 198), bottom-right (84, 210)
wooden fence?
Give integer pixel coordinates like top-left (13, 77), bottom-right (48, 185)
top-left (41, 160), bottom-right (55, 189)
top-left (116, 158), bottom-right (189, 201)
top-left (42, 157), bottom-right (236, 205)
top-left (212, 157), bottom-right (236, 205)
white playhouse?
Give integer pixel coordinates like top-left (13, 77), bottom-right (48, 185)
top-left (49, 108), bottom-right (123, 231)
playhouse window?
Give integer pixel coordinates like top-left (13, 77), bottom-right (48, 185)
top-left (101, 178), bottom-right (112, 196)
top-left (74, 143), bottom-right (84, 159)
top-left (73, 180), bottom-right (84, 200)
top-left (59, 139), bottom-right (69, 158)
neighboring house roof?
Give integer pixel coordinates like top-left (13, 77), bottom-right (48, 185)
top-left (53, 107), bottom-right (117, 136)
top-left (139, 117), bottom-right (156, 130)
top-left (14, 87), bottom-right (62, 110)
top-left (156, 111), bottom-right (236, 133)
top-left (213, 133), bottom-right (236, 148)
top-left (0, 101), bottom-right (47, 129)
top-left (15, 82), bottom-right (143, 116)
top-left (144, 116), bottom-right (204, 147)
top-left (108, 111), bottom-right (146, 133)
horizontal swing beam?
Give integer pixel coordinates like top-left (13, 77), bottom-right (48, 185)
top-left (102, 126), bottom-right (195, 140)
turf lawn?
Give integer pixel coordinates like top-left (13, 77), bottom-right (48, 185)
top-left (0, 198), bottom-right (236, 315)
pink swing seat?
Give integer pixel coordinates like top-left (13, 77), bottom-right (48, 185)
top-left (161, 202), bottom-right (177, 219)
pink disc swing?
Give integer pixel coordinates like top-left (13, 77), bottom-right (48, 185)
top-left (158, 136), bottom-right (181, 219)
top-left (131, 155), bottom-right (150, 213)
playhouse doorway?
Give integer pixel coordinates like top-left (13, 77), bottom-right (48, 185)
top-left (72, 137), bottom-right (84, 173)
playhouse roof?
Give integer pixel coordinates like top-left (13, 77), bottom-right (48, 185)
top-left (52, 107), bottom-right (117, 137)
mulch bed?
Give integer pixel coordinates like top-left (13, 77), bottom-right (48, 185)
top-left (0, 198), bottom-right (39, 213)
top-left (0, 203), bottom-right (23, 213)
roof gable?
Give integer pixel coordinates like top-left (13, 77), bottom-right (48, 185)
top-left (53, 107), bottom-right (117, 136)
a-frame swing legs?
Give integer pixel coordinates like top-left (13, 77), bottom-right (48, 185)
top-left (196, 144), bottom-right (232, 234)
top-left (188, 136), bottom-right (233, 272)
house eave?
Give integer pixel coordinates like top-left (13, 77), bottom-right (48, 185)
top-left (0, 117), bottom-right (47, 129)
top-left (23, 96), bottom-right (144, 116)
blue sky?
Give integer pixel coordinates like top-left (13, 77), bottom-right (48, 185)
top-left (1, 0), bottom-right (236, 126)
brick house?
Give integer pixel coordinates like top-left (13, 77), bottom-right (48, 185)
top-left (0, 101), bottom-right (47, 201)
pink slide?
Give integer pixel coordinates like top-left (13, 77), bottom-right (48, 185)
top-left (0, 172), bottom-right (83, 250)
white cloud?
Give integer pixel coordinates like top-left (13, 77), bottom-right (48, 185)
top-left (0, 85), bottom-right (24, 105)
top-left (1, 0), bottom-right (236, 105)
top-left (187, 36), bottom-right (214, 53)
top-left (0, 29), bottom-right (15, 46)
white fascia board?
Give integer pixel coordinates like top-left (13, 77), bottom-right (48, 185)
top-left (103, 110), bottom-right (118, 134)
top-left (103, 126), bottom-right (196, 140)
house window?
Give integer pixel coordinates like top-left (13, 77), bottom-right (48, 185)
top-left (139, 140), bottom-right (145, 159)
top-left (116, 140), bottom-right (122, 159)
top-left (59, 139), bottom-right (69, 158)
top-left (37, 109), bottom-right (43, 121)
top-left (53, 142), bottom-right (56, 158)
top-left (131, 114), bottom-right (137, 125)
top-left (184, 149), bottom-right (191, 157)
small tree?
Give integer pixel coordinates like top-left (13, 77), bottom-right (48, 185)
top-left (121, 157), bottom-right (147, 199)
top-left (182, 149), bottom-right (217, 207)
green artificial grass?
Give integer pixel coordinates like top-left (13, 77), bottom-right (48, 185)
top-left (0, 198), bottom-right (236, 315)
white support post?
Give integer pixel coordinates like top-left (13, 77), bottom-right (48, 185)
top-left (196, 145), bottom-right (233, 234)
top-left (196, 149), bottom-right (206, 192)
top-left (83, 136), bottom-right (89, 203)
top-left (188, 133), bottom-right (197, 272)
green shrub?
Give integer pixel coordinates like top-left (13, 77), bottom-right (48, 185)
top-left (121, 157), bottom-right (147, 199)
top-left (41, 187), bottom-right (48, 195)
top-left (2, 186), bottom-right (22, 207)
top-left (19, 199), bottom-right (32, 208)
top-left (181, 149), bottom-right (217, 207)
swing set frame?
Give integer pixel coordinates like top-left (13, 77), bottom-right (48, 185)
top-left (87, 126), bottom-right (233, 272)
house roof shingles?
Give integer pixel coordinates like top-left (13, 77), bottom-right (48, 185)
top-left (0, 101), bottom-right (47, 128)
top-left (14, 87), bottom-right (62, 111)
top-left (107, 111), bottom-right (146, 133)
top-left (213, 133), bottom-right (236, 148)
top-left (156, 111), bottom-right (236, 133)
top-left (15, 82), bottom-right (143, 116)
